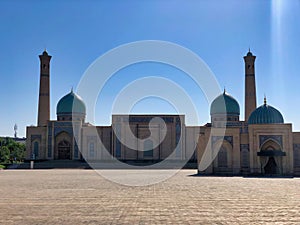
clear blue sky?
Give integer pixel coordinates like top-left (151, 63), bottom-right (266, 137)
top-left (0, 0), bottom-right (300, 137)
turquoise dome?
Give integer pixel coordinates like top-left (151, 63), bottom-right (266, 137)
top-left (248, 99), bottom-right (284, 124)
top-left (56, 90), bottom-right (86, 115)
top-left (210, 91), bottom-right (240, 115)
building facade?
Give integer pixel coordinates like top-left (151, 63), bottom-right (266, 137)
top-left (26, 50), bottom-right (300, 176)
top-left (197, 51), bottom-right (300, 176)
top-left (26, 51), bottom-right (199, 164)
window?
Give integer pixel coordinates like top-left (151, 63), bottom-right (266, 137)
top-left (115, 124), bottom-right (121, 158)
top-left (294, 145), bottom-right (300, 167)
top-left (143, 140), bottom-right (153, 158)
top-left (33, 142), bottom-right (39, 158)
top-left (89, 142), bottom-right (95, 158)
top-left (218, 146), bottom-right (227, 167)
top-left (241, 148), bottom-right (249, 168)
top-left (175, 122), bottom-right (181, 157)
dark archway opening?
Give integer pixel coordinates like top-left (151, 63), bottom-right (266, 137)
top-left (58, 140), bottom-right (71, 160)
top-left (264, 157), bottom-right (278, 175)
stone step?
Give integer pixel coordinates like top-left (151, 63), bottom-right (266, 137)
top-left (10, 160), bottom-right (197, 169)
top-left (11, 160), bottom-right (91, 169)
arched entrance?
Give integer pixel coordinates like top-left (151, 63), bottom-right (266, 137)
top-left (258, 139), bottom-right (285, 175)
top-left (217, 146), bottom-right (228, 168)
top-left (264, 157), bottom-right (278, 174)
top-left (213, 140), bottom-right (233, 174)
top-left (55, 132), bottom-right (72, 160)
top-left (57, 140), bottom-right (71, 160)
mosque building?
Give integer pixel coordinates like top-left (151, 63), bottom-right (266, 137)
top-left (198, 51), bottom-right (300, 176)
top-left (26, 50), bottom-right (300, 176)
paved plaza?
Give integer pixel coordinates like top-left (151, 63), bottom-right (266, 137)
top-left (0, 169), bottom-right (300, 224)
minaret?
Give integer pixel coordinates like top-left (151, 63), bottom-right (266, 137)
top-left (14, 124), bottom-right (17, 138)
top-left (244, 49), bottom-right (257, 121)
top-left (37, 50), bottom-right (51, 126)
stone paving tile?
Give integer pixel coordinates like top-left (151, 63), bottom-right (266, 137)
top-left (0, 170), bottom-right (299, 224)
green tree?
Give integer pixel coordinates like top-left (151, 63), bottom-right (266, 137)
top-left (0, 138), bottom-right (26, 163)
top-left (0, 146), bottom-right (10, 163)
top-left (9, 142), bottom-right (25, 162)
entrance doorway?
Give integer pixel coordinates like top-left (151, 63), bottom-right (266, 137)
top-left (264, 157), bottom-right (278, 174)
top-left (58, 140), bottom-right (71, 160)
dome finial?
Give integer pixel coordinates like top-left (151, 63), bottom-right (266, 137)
top-left (42, 48), bottom-right (48, 55)
top-left (264, 94), bottom-right (267, 105)
top-left (71, 86), bottom-right (73, 93)
top-left (223, 87), bottom-right (226, 94)
top-left (246, 48), bottom-right (253, 56)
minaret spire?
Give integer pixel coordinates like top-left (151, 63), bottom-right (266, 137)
top-left (244, 49), bottom-right (257, 121)
top-left (37, 50), bottom-right (51, 126)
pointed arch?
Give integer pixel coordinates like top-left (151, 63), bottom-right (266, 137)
top-left (33, 141), bottom-right (39, 158)
top-left (261, 139), bottom-right (281, 151)
top-left (54, 131), bottom-right (73, 160)
top-left (259, 138), bottom-right (283, 175)
top-left (218, 146), bottom-right (228, 167)
top-left (213, 139), bottom-right (233, 169)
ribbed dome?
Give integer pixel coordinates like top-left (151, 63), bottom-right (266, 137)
top-left (210, 91), bottom-right (240, 115)
top-left (248, 99), bottom-right (283, 124)
top-left (56, 90), bottom-right (86, 115)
